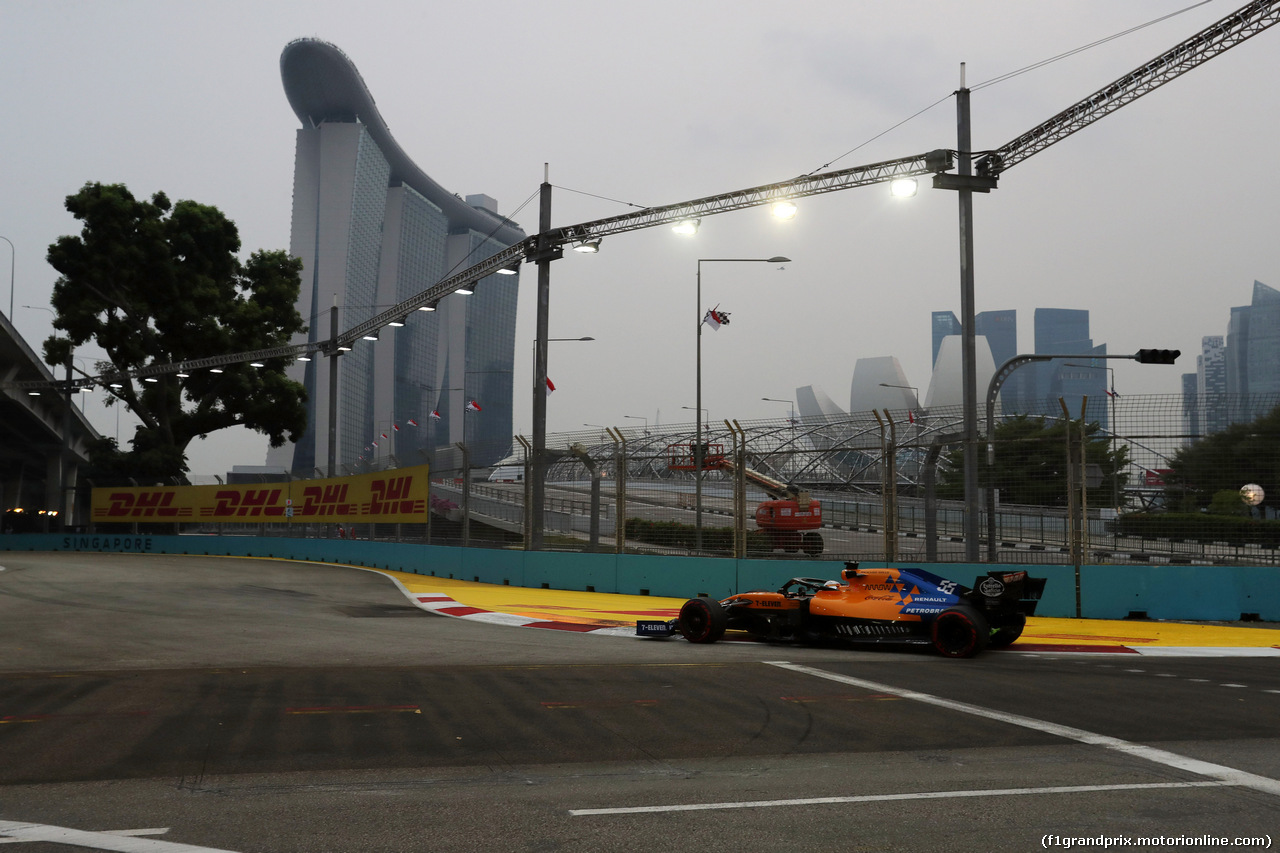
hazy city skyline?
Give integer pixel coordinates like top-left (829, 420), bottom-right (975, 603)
top-left (2, 1), bottom-right (1276, 475)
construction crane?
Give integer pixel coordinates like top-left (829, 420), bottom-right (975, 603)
top-left (668, 443), bottom-right (824, 556)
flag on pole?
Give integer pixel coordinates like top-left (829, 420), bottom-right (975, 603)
top-left (430, 410), bottom-right (441, 421)
top-left (407, 418), bottom-right (419, 426)
top-left (702, 304), bottom-right (731, 330)
top-left (546, 377), bottom-right (556, 394)
top-left (908, 410), bottom-right (915, 424)
top-left (1105, 389), bottom-right (1120, 398)
top-left (466, 400), bottom-right (482, 413)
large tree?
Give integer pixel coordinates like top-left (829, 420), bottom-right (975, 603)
top-left (937, 414), bottom-right (1129, 508)
top-left (44, 182), bottom-right (308, 479)
top-left (1165, 405), bottom-right (1280, 511)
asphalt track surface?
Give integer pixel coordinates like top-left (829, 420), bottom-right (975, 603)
top-left (1, 551), bottom-right (1278, 852)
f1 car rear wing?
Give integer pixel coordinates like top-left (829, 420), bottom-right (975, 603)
top-left (970, 570), bottom-right (1046, 616)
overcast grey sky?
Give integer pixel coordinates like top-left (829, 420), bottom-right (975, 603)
top-left (3, 1), bottom-right (1277, 475)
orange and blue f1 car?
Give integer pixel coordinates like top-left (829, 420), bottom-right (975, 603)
top-left (636, 562), bottom-right (1046, 658)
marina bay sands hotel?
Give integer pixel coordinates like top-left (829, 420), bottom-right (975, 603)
top-left (267, 38), bottom-right (525, 475)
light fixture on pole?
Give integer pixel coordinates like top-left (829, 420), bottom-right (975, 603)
top-left (623, 414), bottom-right (648, 433)
top-left (573, 238), bottom-right (601, 253)
top-left (455, 283), bottom-right (475, 295)
top-left (672, 219), bottom-right (700, 236)
top-left (693, 256), bottom-right (791, 553)
top-left (890, 177), bottom-right (919, 198)
top-left (771, 200), bottom-right (798, 220)
top-left (878, 382), bottom-right (920, 407)
top-left (762, 396), bottom-right (797, 424)
top-left (531, 336), bottom-right (594, 400)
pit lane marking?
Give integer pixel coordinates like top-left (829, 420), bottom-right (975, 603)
top-left (568, 780), bottom-right (1229, 816)
top-left (764, 662), bottom-right (1280, 797)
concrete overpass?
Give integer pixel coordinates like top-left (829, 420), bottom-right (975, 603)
top-left (0, 311), bottom-right (98, 530)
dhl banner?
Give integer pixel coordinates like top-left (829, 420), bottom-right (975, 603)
top-left (91, 464), bottom-right (430, 525)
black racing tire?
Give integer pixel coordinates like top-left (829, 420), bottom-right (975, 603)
top-left (801, 531), bottom-right (824, 556)
top-left (988, 614), bottom-right (1026, 649)
top-left (678, 598), bottom-right (728, 644)
top-left (930, 606), bottom-right (990, 658)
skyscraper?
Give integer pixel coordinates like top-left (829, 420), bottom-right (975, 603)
top-left (1029, 308), bottom-right (1108, 425)
top-left (1224, 281), bottom-right (1280, 424)
top-left (269, 39), bottom-right (526, 474)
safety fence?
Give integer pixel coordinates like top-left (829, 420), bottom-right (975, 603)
top-left (57, 392), bottom-right (1280, 568)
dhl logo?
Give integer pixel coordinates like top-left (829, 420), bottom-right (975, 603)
top-left (93, 473), bottom-right (426, 522)
top-left (297, 478), bottom-right (423, 517)
top-left (205, 489), bottom-right (287, 517)
top-left (95, 491), bottom-right (192, 518)
top-left (298, 484), bottom-right (353, 516)
top-left (369, 476), bottom-right (424, 516)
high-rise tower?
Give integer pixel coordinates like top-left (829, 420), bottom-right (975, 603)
top-left (270, 39), bottom-right (525, 474)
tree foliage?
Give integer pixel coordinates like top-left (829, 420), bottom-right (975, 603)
top-left (1165, 405), bottom-right (1280, 511)
top-left (44, 182), bottom-right (308, 479)
top-left (937, 414), bottom-right (1129, 507)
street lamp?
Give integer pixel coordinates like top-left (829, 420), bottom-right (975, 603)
top-left (762, 396), bottom-right (797, 423)
top-left (533, 335), bottom-right (593, 414)
top-left (878, 382), bottom-right (920, 407)
top-left (694, 257), bottom-right (791, 553)
top-left (623, 414), bottom-right (648, 434)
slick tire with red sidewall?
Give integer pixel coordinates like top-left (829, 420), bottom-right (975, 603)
top-left (678, 598), bottom-right (728, 644)
top-left (930, 606), bottom-right (990, 658)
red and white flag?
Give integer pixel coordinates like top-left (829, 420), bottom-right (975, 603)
top-left (393, 424), bottom-right (400, 432)
top-left (429, 410), bottom-right (441, 421)
top-left (546, 377), bottom-right (556, 394)
top-left (371, 440), bottom-right (379, 448)
top-left (466, 400), bottom-right (482, 413)
top-left (702, 305), bottom-right (731, 330)
top-left (908, 410), bottom-right (916, 424)
top-left (407, 418), bottom-right (419, 426)
top-left (380, 432), bottom-right (388, 439)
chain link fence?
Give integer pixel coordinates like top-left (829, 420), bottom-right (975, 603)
top-left (70, 393), bottom-right (1280, 566)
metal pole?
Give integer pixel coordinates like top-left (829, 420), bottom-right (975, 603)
top-left (695, 261), bottom-right (703, 554)
top-left (607, 426), bottom-right (627, 554)
top-left (327, 302), bottom-right (338, 478)
top-left (531, 169), bottom-right (553, 550)
top-left (957, 67), bottom-right (981, 562)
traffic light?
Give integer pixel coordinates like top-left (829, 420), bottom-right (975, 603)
top-left (1134, 349), bottom-right (1180, 364)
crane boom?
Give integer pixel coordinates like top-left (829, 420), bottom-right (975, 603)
top-left (979, 0), bottom-right (1280, 176)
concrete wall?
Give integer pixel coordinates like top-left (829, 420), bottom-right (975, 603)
top-left (4, 533), bottom-right (1277, 621)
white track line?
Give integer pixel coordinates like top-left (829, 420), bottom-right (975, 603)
top-left (766, 661), bottom-right (1280, 797)
top-left (0, 821), bottom-right (238, 852)
top-left (570, 781), bottom-right (1229, 816)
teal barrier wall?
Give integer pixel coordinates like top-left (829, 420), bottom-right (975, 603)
top-left (3, 533), bottom-right (1276, 621)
